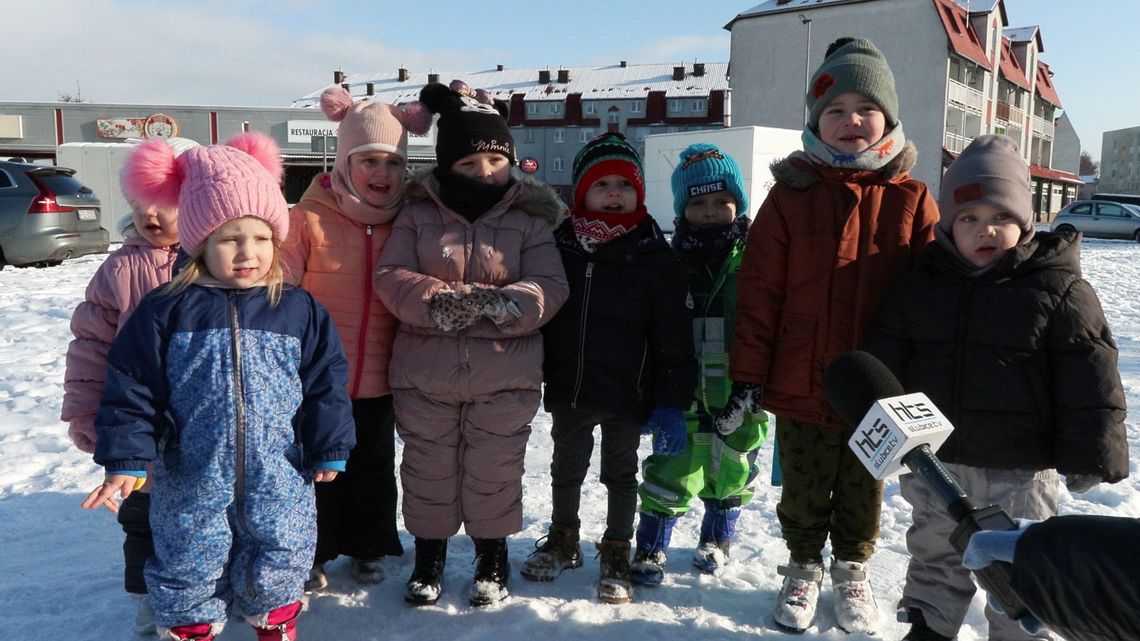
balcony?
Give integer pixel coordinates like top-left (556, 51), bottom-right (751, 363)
top-left (947, 79), bottom-right (984, 115)
top-left (995, 101), bottom-right (1025, 126)
top-left (944, 131), bottom-right (974, 153)
top-left (1032, 115), bottom-right (1054, 141)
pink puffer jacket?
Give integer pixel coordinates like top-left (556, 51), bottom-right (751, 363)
top-left (62, 237), bottom-right (179, 453)
top-left (282, 172), bottom-right (399, 399)
top-left (374, 170), bottom-right (568, 400)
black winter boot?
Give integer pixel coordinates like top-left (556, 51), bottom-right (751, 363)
top-left (404, 537), bottom-right (448, 606)
top-left (901, 608), bottom-right (955, 641)
top-left (469, 537), bottom-right (510, 606)
top-left (596, 538), bottom-right (633, 604)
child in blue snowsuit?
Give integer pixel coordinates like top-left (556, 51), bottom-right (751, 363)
top-left (632, 144), bottom-right (769, 585)
top-left (83, 133), bottom-right (355, 641)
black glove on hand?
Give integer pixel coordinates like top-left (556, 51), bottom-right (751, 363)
top-left (714, 382), bottom-right (762, 436)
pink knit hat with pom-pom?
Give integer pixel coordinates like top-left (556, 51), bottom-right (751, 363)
top-left (321, 86), bottom-right (409, 176)
top-left (120, 132), bottom-right (288, 254)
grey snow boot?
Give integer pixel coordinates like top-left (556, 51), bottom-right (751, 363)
top-left (520, 525), bottom-right (583, 582)
top-left (596, 538), bottom-right (633, 604)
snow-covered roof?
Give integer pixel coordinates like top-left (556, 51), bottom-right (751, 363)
top-left (292, 63), bottom-right (729, 109)
top-left (725, 0), bottom-right (873, 28)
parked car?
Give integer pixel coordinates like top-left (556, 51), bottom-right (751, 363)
top-left (1050, 199), bottom-right (1140, 242)
top-left (0, 159), bottom-right (109, 268)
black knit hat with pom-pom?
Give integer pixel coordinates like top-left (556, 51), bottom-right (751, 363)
top-left (413, 80), bottom-right (514, 170)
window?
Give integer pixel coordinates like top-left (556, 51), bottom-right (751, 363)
top-left (634, 127), bottom-right (648, 142)
top-left (0, 170), bottom-right (13, 189)
top-left (526, 103), bottom-right (538, 116)
top-left (585, 103), bottom-right (596, 115)
top-left (524, 128), bottom-right (535, 143)
top-left (552, 157), bottom-right (564, 172)
top-left (553, 129), bottom-right (564, 143)
top-left (669, 100), bottom-right (683, 113)
top-left (1069, 203), bottom-right (1092, 216)
top-left (691, 100), bottom-right (705, 112)
top-left (1097, 203), bottom-right (1129, 218)
top-left (549, 103), bottom-right (561, 115)
top-left (631, 100), bottom-right (643, 113)
top-left (579, 129), bottom-right (593, 143)
top-left (608, 112), bottom-right (619, 124)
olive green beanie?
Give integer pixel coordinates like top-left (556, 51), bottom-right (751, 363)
top-left (806, 37), bottom-right (899, 131)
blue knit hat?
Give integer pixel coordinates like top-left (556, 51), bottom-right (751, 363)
top-left (671, 143), bottom-right (748, 220)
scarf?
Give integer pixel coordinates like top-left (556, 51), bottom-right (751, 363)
top-left (799, 122), bottom-right (907, 171)
top-left (434, 167), bottom-right (514, 223)
top-left (672, 216), bottom-right (749, 266)
top-left (329, 170), bottom-right (401, 226)
top-left (569, 205), bottom-right (648, 253)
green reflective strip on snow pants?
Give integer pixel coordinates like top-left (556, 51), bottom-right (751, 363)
top-left (637, 412), bottom-right (767, 517)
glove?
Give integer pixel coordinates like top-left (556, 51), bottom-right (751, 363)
top-left (428, 288), bottom-right (482, 332)
top-left (643, 406), bottom-right (687, 456)
top-left (464, 287), bottom-right (522, 326)
top-left (714, 382), bottom-right (763, 436)
top-left (1065, 473), bottom-right (1102, 494)
top-left (963, 521), bottom-right (1049, 638)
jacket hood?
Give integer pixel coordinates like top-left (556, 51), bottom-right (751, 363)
top-left (405, 165), bottom-right (565, 228)
top-left (298, 171), bottom-right (400, 226)
top-left (770, 140), bottom-right (919, 190)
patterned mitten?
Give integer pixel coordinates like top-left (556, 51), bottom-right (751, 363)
top-left (428, 289), bottom-right (482, 332)
top-left (465, 287), bottom-right (522, 326)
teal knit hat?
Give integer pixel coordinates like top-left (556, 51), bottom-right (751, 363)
top-left (671, 143), bottom-right (748, 220)
top-left (806, 37), bottom-right (899, 131)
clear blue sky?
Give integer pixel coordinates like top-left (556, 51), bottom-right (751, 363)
top-left (2, 0), bottom-right (1136, 160)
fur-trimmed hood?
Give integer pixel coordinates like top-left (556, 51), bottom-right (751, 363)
top-left (404, 165), bottom-right (566, 228)
top-left (770, 140), bottom-right (919, 190)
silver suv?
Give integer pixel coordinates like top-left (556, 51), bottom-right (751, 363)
top-left (0, 159), bottom-right (109, 268)
top-left (1050, 199), bottom-right (1140, 242)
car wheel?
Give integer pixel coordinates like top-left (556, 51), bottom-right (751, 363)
top-left (1054, 224), bottom-right (1076, 234)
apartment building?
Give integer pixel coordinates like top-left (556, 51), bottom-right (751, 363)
top-left (1098, 126), bottom-right (1140, 196)
top-left (725, 0), bottom-right (1080, 217)
top-left (291, 63), bottom-right (730, 203)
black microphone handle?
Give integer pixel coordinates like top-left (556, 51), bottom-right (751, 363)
top-left (899, 444), bottom-right (1029, 620)
top-left (901, 444), bottom-right (979, 521)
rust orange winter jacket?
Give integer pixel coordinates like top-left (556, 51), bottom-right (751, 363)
top-left (729, 142), bottom-right (939, 427)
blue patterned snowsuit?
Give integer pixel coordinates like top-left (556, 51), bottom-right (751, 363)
top-left (94, 284), bottom-right (355, 628)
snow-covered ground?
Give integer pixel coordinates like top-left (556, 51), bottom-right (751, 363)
top-left (2, 238), bottom-right (1137, 640)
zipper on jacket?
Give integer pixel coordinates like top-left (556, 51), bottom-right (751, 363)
top-left (569, 261), bottom-right (594, 407)
top-left (350, 225), bottom-right (373, 398)
top-left (227, 291), bottom-right (257, 599)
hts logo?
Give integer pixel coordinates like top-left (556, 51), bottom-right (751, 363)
top-left (853, 417), bottom-right (889, 458)
top-left (887, 399), bottom-right (934, 422)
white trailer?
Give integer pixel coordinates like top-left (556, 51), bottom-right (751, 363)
top-left (643, 126), bottom-right (802, 232)
top-left (56, 142), bottom-right (137, 242)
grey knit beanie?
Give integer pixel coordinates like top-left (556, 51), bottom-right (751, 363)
top-left (938, 134), bottom-right (1033, 241)
top-left (807, 37), bottom-right (899, 131)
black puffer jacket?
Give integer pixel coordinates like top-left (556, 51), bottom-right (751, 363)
top-left (542, 216), bottom-right (695, 423)
top-left (865, 230), bottom-right (1128, 480)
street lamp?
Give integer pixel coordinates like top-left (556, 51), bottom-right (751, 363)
top-left (800, 14), bottom-right (813, 124)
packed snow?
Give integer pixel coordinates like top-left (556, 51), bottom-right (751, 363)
top-left (1, 237), bottom-right (1137, 640)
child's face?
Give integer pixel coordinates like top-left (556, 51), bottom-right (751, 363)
top-left (451, 152), bottom-right (511, 186)
top-left (951, 202), bottom-right (1022, 268)
top-left (583, 174), bottom-right (638, 214)
top-left (817, 92), bottom-right (887, 154)
top-left (203, 217), bottom-right (276, 289)
top-left (131, 204), bottom-right (179, 248)
top-left (684, 191), bottom-right (737, 227)
top-left (348, 150), bottom-right (406, 208)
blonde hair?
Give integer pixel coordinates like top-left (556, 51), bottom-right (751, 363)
top-left (166, 235), bottom-right (285, 307)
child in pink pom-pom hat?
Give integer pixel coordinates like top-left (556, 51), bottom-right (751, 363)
top-left (281, 85), bottom-right (413, 592)
top-left (82, 132), bottom-right (356, 641)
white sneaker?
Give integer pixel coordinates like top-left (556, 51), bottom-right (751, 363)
top-left (772, 560), bottom-right (823, 632)
top-left (129, 593), bottom-right (156, 637)
top-left (831, 557), bottom-right (879, 635)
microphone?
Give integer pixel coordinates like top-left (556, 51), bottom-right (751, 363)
top-left (824, 351), bottom-right (1027, 621)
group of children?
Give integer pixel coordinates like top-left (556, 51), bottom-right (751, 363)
top-left (70, 35), bottom-right (1126, 641)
